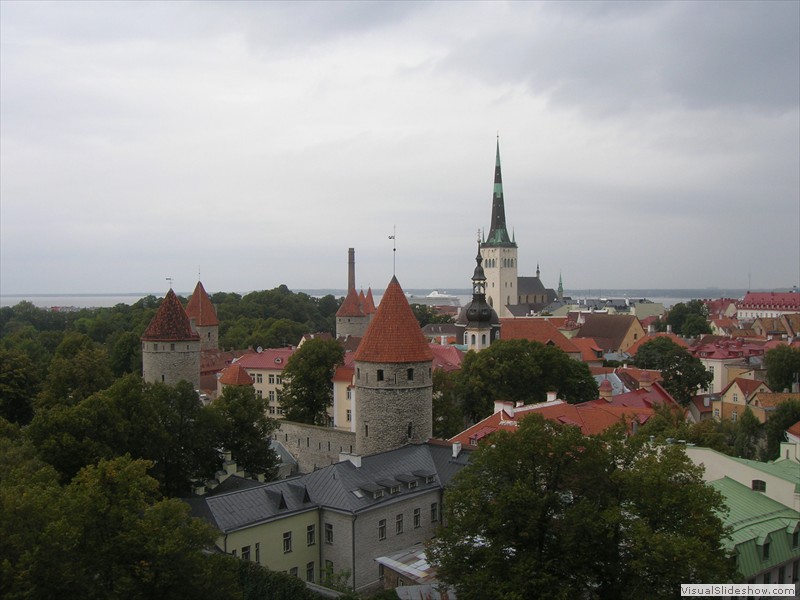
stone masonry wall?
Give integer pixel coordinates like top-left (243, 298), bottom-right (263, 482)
top-left (277, 421), bottom-right (356, 473)
top-left (142, 340), bottom-right (201, 389)
top-left (355, 360), bottom-right (432, 456)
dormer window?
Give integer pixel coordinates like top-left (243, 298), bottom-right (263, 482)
top-left (752, 479), bottom-right (766, 492)
top-left (390, 485), bottom-right (400, 494)
top-left (373, 489), bottom-right (383, 500)
top-left (408, 480), bottom-right (417, 490)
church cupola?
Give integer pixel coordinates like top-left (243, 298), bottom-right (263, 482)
top-left (458, 241), bottom-right (500, 350)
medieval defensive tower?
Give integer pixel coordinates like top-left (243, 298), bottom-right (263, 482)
top-left (141, 288), bottom-right (201, 389)
top-left (185, 280), bottom-right (219, 351)
top-left (336, 248), bottom-right (372, 338)
top-left (354, 276), bottom-right (433, 456)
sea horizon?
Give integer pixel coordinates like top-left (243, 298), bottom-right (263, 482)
top-left (2, 287), bottom-right (792, 310)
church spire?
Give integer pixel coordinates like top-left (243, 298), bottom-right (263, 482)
top-left (483, 136), bottom-right (516, 248)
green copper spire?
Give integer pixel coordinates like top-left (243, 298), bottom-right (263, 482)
top-left (482, 137), bottom-right (516, 248)
top-left (558, 272), bottom-right (564, 300)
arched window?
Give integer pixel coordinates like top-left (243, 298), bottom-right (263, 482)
top-left (481, 334), bottom-right (487, 345)
top-left (471, 334), bottom-right (476, 345)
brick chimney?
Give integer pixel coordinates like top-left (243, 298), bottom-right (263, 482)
top-left (348, 248), bottom-right (356, 291)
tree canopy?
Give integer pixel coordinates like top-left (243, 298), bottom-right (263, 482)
top-left (279, 338), bottom-right (344, 425)
top-left (457, 339), bottom-right (598, 422)
top-left (660, 300), bottom-right (711, 336)
top-left (427, 415), bottom-right (737, 600)
top-left (764, 345), bottom-right (800, 393)
top-left (634, 337), bottom-right (712, 405)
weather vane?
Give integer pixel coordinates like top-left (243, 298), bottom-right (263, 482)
top-left (166, 276), bottom-right (173, 289)
top-left (389, 226), bottom-right (396, 275)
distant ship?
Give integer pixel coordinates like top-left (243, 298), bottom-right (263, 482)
top-left (407, 291), bottom-right (462, 307)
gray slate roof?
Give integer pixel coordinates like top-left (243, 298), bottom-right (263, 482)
top-left (188, 442), bottom-right (471, 534)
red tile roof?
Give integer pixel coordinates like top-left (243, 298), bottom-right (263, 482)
top-left (354, 276), bottom-right (433, 364)
top-left (740, 292), bottom-right (800, 310)
top-left (336, 287), bottom-right (365, 318)
top-left (141, 289), bottom-right (200, 342)
top-left (218, 363), bottom-right (255, 386)
top-left (429, 344), bottom-right (464, 372)
top-left (234, 347), bottom-right (296, 371)
top-left (626, 332), bottom-right (688, 357)
top-left (787, 419), bottom-right (800, 439)
top-left (499, 318), bottom-right (580, 355)
top-left (185, 281), bottom-right (219, 326)
top-left (449, 400), bottom-right (655, 443)
top-left (364, 288), bottom-right (376, 314)
top-left (720, 377), bottom-right (771, 398)
top-left (569, 337), bottom-right (604, 362)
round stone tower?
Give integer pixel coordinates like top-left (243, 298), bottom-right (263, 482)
top-left (185, 280), bottom-right (219, 351)
top-left (336, 248), bottom-right (370, 338)
top-left (354, 276), bottom-right (434, 456)
top-left (141, 288), bottom-right (201, 389)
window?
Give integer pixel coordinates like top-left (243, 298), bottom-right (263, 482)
top-left (407, 422), bottom-right (413, 439)
top-left (733, 392), bottom-right (738, 403)
top-left (256, 373), bottom-right (263, 383)
top-left (255, 542), bottom-right (260, 563)
top-left (269, 374), bottom-right (275, 384)
top-left (346, 409), bottom-right (352, 422)
top-left (289, 567), bottom-right (298, 577)
top-left (414, 508), bottom-right (421, 528)
top-left (713, 408), bottom-right (720, 418)
top-left (347, 389), bottom-right (352, 400)
top-left (256, 390), bottom-right (263, 399)
top-left (379, 563), bottom-right (385, 581)
top-left (396, 513), bottom-right (403, 534)
top-left (431, 502), bottom-right (438, 522)
top-left (407, 368), bottom-right (414, 381)
top-left (231, 549), bottom-right (236, 557)
top-left (377, 369), bottom-right (384, 382)
top-left (731, 410), bottom-right (738, 422)
top-left (373, 489), bottom-right (383, 499)
top-left (325, 523), bottom-right (333, 544)
top-left (276, 376), bottom-right (282, 385)
top-left (792, 529), bottom-right (799, 548)
top-left (365, 424), bottom-right (369, 437)
top-left (408, 480), bottom-right (417, 490)
top-left (268, 406), bottom-right (275, 415)
top-left (752, 480), bottom-right (767, 492)
top-left (307, 524), bottom-right (315, 546)
top-left (269, 390), bottom-right (275, 402)
top-left (283, 531), bottom-right (292, 553)
top-left (153, 343), bottom-right (158, 351)
top-left (763, 541), bottom-right (770, 560)
top-left (241, 545), bottom-right (251, 561)
top-left (170, 343), bottom-right (175, 351)
top-left (378, 519), bottom-right (386, 540)
top-left (306, 562), bottom-right (314, 582)
top-left (390, 485), bottom-right (399, 494)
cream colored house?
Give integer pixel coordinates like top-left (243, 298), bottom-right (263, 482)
top-left (711, 378), bottom-right (771, 422)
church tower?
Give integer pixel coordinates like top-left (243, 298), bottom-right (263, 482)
top-left (480, 138), bottom-right (518, 318)
top-left (354, 276), bottom-right (433, 456)
top-left (185, 280), bottom-right (219, 351)
top-left (458, 241), bottom-right (501, 350)
top-left (141, 288), bottom-right (201, 389)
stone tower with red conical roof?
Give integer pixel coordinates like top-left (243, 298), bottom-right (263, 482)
top-left (141, 288), bottom-right (201, 389)
top-left (185, 281), bottom-right (219, 351)
top-left (354, 276), bottom-right (434, 455)
top-left (336, 248), bottom-right (370, 338)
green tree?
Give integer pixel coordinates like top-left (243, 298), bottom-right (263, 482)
top-left (108, 331), bottom-right (142, 377)
top-left (634, 337), bottom-right (711, 405)
top-left (427, 415), bottom-right (736, 600)
top-left (733, 407), bottom-right (762, 459)
top-left (432, 369), bottom-right (465, 439)
top-left (663, 300), bottom-right (710, 335)
top-left (458, 340), bottom-right (598, 422)
top-left (37, 332), bottom-right (114, 408)
top-left (279, 338), bottom-right (344, 425)
top-left (212, 385), bottom-right (279, 478)
top-left (4, 455), bottom-right (241, 600)
top-left (764, 345), bottom-right (800, 392)
top-left (762, 398), bottom-right (800, 460)
top-left (0, 348), bottom-right (39, 424)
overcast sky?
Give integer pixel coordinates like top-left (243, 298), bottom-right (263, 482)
top-left (1, 1), bottom-right (798, 296)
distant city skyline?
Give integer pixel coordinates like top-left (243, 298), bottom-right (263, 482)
top-left (1, 2), bottom-right (798, 294)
